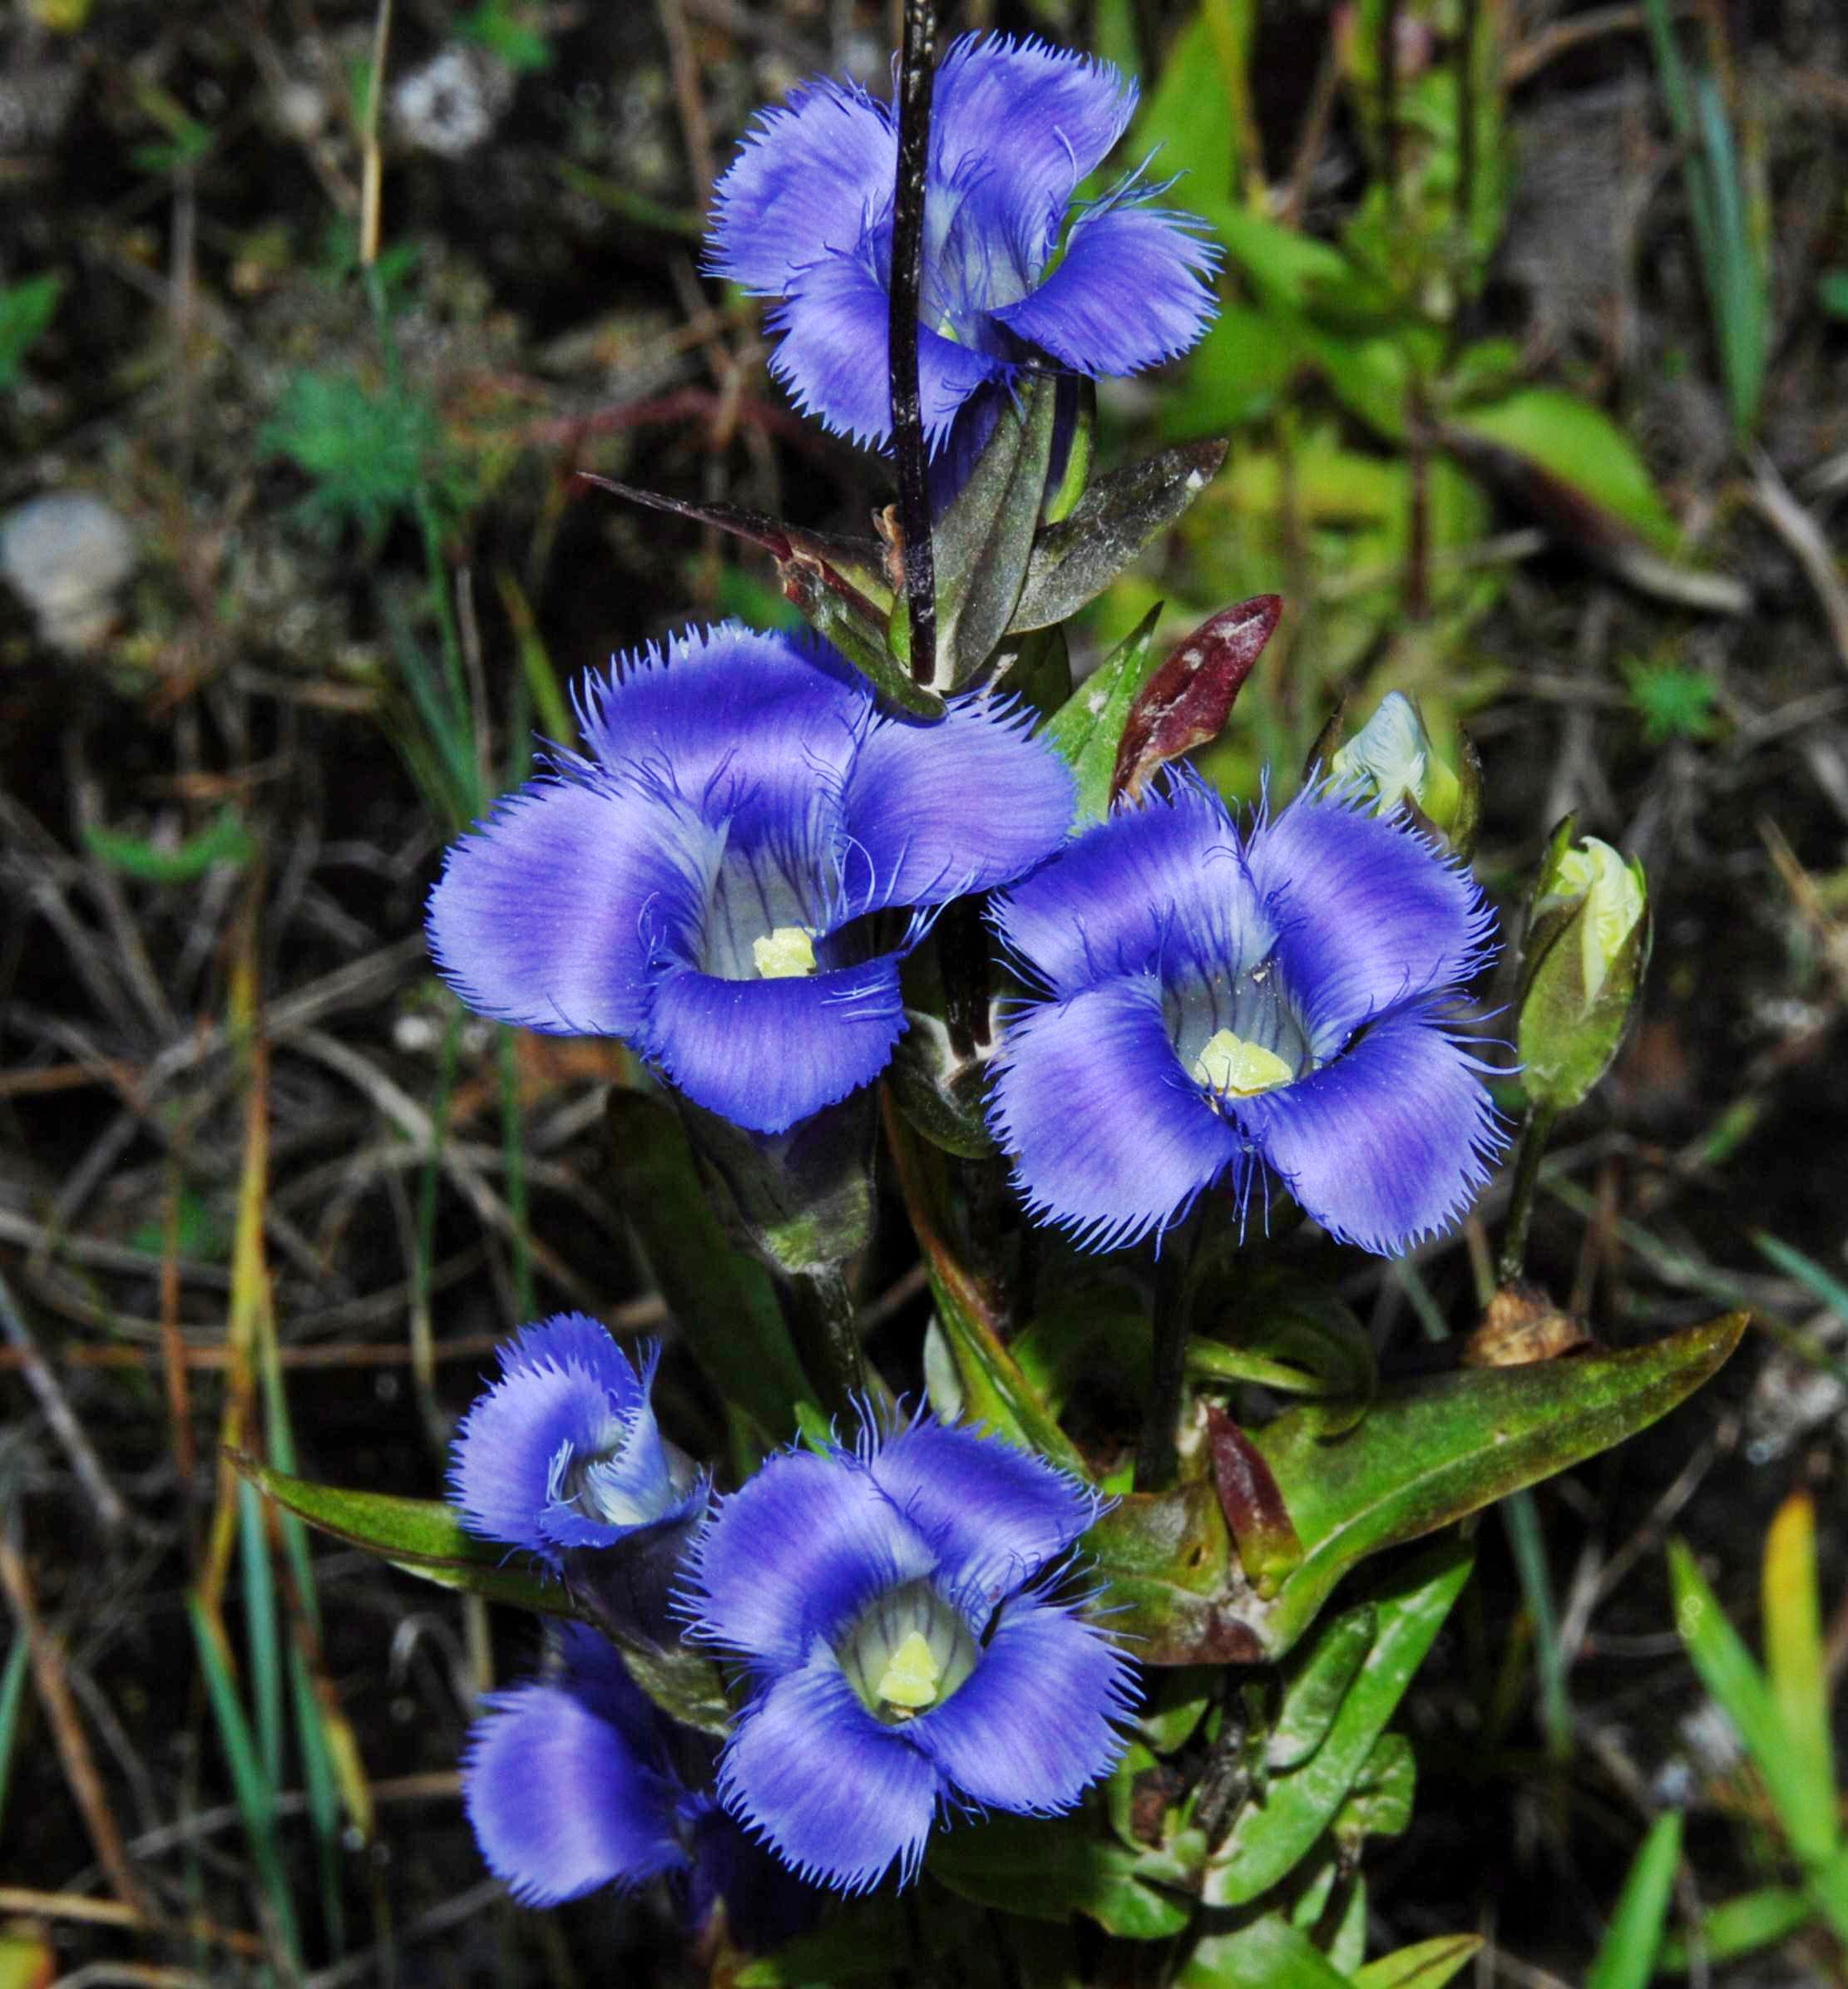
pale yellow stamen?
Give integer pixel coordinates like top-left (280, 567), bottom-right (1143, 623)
top-left (1193, 1028), bottom-right (1294, 1099)
top-left (874, 1630), bottom-right (942, 1711)
top-left (752, 925), bottom-right (817, 980)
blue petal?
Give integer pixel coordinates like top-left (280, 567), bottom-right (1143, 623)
top-left (866, 1418), bottom-right (1098, 1611)
top-left (426, 774), bottom-right (708, 1038)
top-left (1231, 1006), bottom-right (1506, 1256)
top-left (1246, 792), bottom-right (1497, 1051)
top-left (991, 782), bottom-right (1266, 996)
top-left (682, 1448), bottom-right (938, 1675)
top-left (574, 624), bottom-right (869, 841)
top-left (771, 247), bottom-right (1006, 452)
top-left (840, 697), bottom-right (1074, 913)
top-left (643, 955), bottom-right (907, 1134)
top-left (994, 200), bottom-right (1220, 377)
top-left (989, 974), bottom-right (1242, 1251)
top-left (914, 1597), bottom-right (1134, 1814)
top-left (931, 36), bottom-right (1136, 278)
top-left (463, 1674), bottom-right (684, 1905)
top-left (719, 1658), bottom-right (940, 1893)
top-left (709, 77), bottom-right (895, 293)
top-left (450, 1316), bottom-right (680, 1555)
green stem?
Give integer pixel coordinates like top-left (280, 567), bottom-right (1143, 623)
top-left (780, 1265), bottom-right (866, 1422)
top-left (1497, 1103), bottom-right (1558, 1287)
top-left (1184, 1340), bottom-right (1332, 1395)
top-left (1138, 1217), bottom-right (1202, 1492)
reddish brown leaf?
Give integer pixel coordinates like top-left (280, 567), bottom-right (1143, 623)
top-left (1110, 595), bottom-right (1282, 804)
top-left (1208, 1402), bottom-right (1302, 1595)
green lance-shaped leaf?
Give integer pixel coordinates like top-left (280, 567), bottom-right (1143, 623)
top-left (903, 373), bottom-right (1059, 693)
top-left (1253, 1313), bottom-right (1745, 1653)
top-left (1351, 1935), bottom-right (1485, 1989)
top-left (929, 1813), bottom-right (1191, 1940)
top-left (1178, 1913), bottom-right (1354, 1988)
top-left (1439, 390), bottom-right (1747, 613)
top-left (1586, 1809), bottom-right (1685, 1989)
top-left (235, 1455), bottom-right (734, 1735)
top-left (1201, 1540), bottom-right (1471, 1908)
top-left (1516, 826), bottom-right (1652, 1114)
top-left (1332, 1729), bottom-right (1416, 1851)
top-left (1040, 604), bottom-right (1165, 829)
top-left (781, 545), bottom-right (944, 717)
top-left (1267, 1602), bottom-right (1377, 1772)
top-left (605, 1089), bottom-right (816, 1442)
top-left (1009, 437), bottom-right (1229, 634)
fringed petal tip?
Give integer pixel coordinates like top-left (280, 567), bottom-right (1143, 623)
top-left (425, 773), bottom-right (698, 1040)
top-left (1233, 1008), bottom-right (1510, 1257)
top-left (717, 1662), bottom-right (941, 1895)
top-left (913, 1597), bottom-right (1137, 1816)
top-left (987, 977), bottom-right (1241, 1255)
top-left (462, 1678), bottom-right (684, 1906)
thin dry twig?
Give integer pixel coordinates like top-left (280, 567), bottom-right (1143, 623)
top-left (0, 1270), bottom-right (128, 1532)
top-left (0, 1530), bottom-right (148, 1916)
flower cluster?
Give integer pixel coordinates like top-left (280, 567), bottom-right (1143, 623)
top-left (450, 1315), bottom-right (1135, 1917)
top-left (989, 779), bottom-right (1505, 1255)
top-left (427, 622), bottom-right (1072, 1135)
top-left (709, 33), bottom-right (1218, 458)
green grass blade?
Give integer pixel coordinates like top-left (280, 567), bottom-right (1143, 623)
top-left (1501, 1488), bottom-right (1572, 1760)
top-left (290, 1643), bottom-right (346, 1957)
top-left (1668, 1538), bottom-right (1833, 1866)
top-left (237, 1478), bottom-right (284, 1789)
top-left (1761, 1493), bottom-right (1837, 1862)
top-left (186, 1593), bottom-right (303, 1967)
top-left (1656, 1884), bottom-right (1813, 1971)
top-left (0, 1631), bottom-right (33, 1839)
top-left (1586, 1809), bottom-right (1683, 1989)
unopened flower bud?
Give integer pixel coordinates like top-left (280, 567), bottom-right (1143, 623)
top-left (1329, 692), bottom-right (1472, 842)
top-left (1516, 825), bottom-right (1649, 1113)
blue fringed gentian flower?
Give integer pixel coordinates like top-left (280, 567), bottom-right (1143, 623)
top-left (465, 1622), bottom-right (817, 1947)
top-left (988, 781), bottom-right (1506, 1255)
top-left (451, 1314), bottom-right (704, 1562)
top-left (426, 623), bottom-right (1074, 1134)
top-left (679, 1415), bottom-right (1135, 1893)
top-left (709, 33), bottom-right (1218, 456)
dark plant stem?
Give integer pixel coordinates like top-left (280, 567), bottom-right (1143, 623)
top-left (1138, 1214), bottom-right (1203, 1491)
top-left (937, 892), bottom-right (992, 1061)
top-left (958, 1152), bottom-right (1014, 1338)
top-left (890, 0), bottom-right (938, 687)
top-left (1192, 1677), bottom-right (1252, 1848)
top-left (1497, 1103), bottom-right (1558, 1287)
top-left (781, 1264), bottom-right (866, 1420)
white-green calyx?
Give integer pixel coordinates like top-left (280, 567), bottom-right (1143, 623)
top-left (838, 1578), bottom-right (979, 1724)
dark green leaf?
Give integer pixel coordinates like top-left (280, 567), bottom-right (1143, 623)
top-left (1257, 1315), bottom-right (1745, 1651)
top-left (1267, 1602), bottom-right (1376, 1771)
top-left (1010, 439), bottom-right (1229, 633)
top-left (0, 272), bottom-right (63, 390)
top-left (605, 1088), bottom-right (816, 1441)
top-left (734, 1898), bottom-right (911, 1984)
top-left (1202, 1542), bottom-right (1471, 1907)
top-left (930, 1814), bottom-right (1191, 1939)
top-left (1332, 1730), bottom-right (1416, 1849)
top-left (925, 375), bottom-right (1059, 689)
top-left (1177, 1915), bottom-right (1351, 1988)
